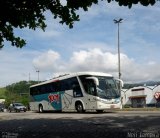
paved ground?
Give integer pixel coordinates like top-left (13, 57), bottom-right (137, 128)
top-left (0, 111), bottom-right (160, 138)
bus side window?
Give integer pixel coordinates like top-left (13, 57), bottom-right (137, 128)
top-left (30, 88), bottom-right (33, 95)
top-left (73, 85), bottom-right (83, 97)
top-left (50, 83), bottom-right (55, 92)
top-left (61, 80), bottom-right (70, 91)
top-left (87, 81), bottom-right (96, 96)
top-left (35, 87), bottom-right (39, 95)
top-left (79, 76), bottom-right (96, 96)
top-left (70, 77), bottom-right (83, 97)
top-left (41, 86), bottom-right (46, 94)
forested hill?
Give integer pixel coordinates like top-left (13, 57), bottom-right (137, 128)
top-left (0, 80), bottom-right (39, 106)
top-left (0, 87), bottom-right (6, 99)
top-left (124, 81), bottom-right (160, 89)
top-left (5, 81), bottom-right (39, 94)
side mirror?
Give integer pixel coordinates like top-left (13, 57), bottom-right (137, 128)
top-left (115, 79), bottom-right (124, 88)
top-left (86, 77), bottom-right (99, 86)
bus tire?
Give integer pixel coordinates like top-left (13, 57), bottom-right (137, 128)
top-left (39, 105), bottom-right (43, 113)
top-left (76, 102), bottom-right (84, 113)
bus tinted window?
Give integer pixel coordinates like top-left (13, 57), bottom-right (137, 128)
top-left (30, 87), bottom-right (39, 95)
top-left (40, 86), bottom-right (46, 94)
top-left (61, 77), bottom-right (79, 91)
top-left (79, 75), bottom-right (95, 95)
top-left (61, 80), bottom-right (69, 91)
top-left (30, 77), bottom-right (83, 96)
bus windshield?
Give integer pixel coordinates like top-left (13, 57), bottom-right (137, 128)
top-left (96, 77), bottom-right (120, 99)
top-left (79, 75), bottom-right (120, 99)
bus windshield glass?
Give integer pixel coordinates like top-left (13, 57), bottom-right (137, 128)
top-left (96, 77), bottom-right (120, 99)
top-left (79, 75), bottom-right (120, 99)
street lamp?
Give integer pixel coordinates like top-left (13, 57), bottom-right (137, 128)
top-left (113, 18), bottom-right (123, 80)
top-left (114, 18), bottom-right (123, 109)
top-left (36, 70), bottom-right (40, 83)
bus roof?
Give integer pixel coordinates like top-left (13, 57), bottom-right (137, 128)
top-left (30, 72), bottom-right (113, 88)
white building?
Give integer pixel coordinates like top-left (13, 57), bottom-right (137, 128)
top-left (0, 99), bottom-right (5, 103)
top-left (121, 85), bottom-right (160, 108)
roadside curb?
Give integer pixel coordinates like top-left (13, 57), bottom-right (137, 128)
top-left (117, 108), bottom-right (160, 111)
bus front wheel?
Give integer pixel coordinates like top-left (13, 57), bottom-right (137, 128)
top-left (76, 103), bottom-right (84, 113)
top-left (39, 105), bottom-right (43, 113)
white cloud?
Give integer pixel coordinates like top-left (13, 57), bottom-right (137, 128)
top-left (74, 42), bottom-right (115, 52)
top-left (148, 61), bottom-right (156, 66)
top-left (33, 50), bottom-right (60, 71)
top-left (32, 48), bottom-right (160, 83)
top-left (69, 48), bottom-right (118, 72)
top-left (0, 48), bottom-right (40, 87)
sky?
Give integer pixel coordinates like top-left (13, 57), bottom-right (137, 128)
top-left (0, 1), bottom-right (160, 87)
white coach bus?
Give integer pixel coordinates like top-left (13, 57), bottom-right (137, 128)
top-left (29, 72), bottom-right (123, 113)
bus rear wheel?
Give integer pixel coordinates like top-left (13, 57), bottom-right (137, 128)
top-left (76, 103), bottom-right (84, 113)
top-left (39, 105), bottom-right (43, 113)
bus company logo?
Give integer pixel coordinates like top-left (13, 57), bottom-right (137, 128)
top-left (48, 94), bottom-right (60, 103)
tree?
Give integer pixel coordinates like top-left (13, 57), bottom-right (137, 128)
top-left (4, 80), bottom-right (39, 107)
top-left (0, 0), bottom-right (156, 48)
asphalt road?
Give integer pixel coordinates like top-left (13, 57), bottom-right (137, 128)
top-left (0, 111), bottom-right (160, 138)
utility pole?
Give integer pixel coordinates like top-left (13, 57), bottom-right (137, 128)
top-left (113, 18), bottom-right (123, 80)
top-left (29, 73), bottom-right (30, 83)
top-left (114, 18), bottom-right (123, 109)
top-left (36, 70), bottom-right (40, 83)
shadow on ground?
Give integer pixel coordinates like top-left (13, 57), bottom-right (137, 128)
top-left (0, 113), bottom-right (160, 138)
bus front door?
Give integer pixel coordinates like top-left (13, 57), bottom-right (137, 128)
top-left (87, 94), bottom-right (97, 110)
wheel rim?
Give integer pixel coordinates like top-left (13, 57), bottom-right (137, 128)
top-left (77, 104), bottom-right (83, 112)
top-left (39, 106), bottom-right (43, 113)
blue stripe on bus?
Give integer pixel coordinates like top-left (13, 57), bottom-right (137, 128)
top-left (33, 91), bottom-right (65, 110)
